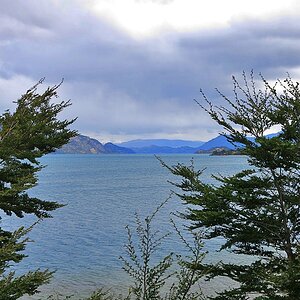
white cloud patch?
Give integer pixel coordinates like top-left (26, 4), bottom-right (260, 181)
top-left (85, 0), bottom-right (297, 38)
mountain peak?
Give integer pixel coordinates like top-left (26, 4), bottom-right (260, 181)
top-left (56, 135), bottom-right (133, 154)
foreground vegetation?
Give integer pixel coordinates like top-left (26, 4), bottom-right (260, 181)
top-left (0, 80), bottom-right (76, 299)
top-left (166, 72), bottom-right (300, 299)
top-left (1, 72), bottom-right (300, 299)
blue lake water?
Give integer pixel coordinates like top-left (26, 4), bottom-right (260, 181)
top-left (1, 154), bottom-right (249, 299)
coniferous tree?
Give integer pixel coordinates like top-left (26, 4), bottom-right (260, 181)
top-left (166, 72), bottom-right (300, 299)
top-left (0, 79), bottom-right (76, 300)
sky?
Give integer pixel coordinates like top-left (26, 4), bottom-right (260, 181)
top-left (1, 0), bottom-right (300, 143)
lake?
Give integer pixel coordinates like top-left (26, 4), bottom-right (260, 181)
top-left (1, 154), bottom-right (249, 299)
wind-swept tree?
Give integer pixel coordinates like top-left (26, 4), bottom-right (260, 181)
top-left (166, 72), bottom-right (300, 299)
top-left (0, 79), bottom-right (76, 300)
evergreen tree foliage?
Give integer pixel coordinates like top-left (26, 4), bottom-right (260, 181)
top-left (120, 199), bottom-right (206, 300)
top-left (165, 72), bottom-right (300, 299)
top-left (0, 79), bottom-right (76, 299)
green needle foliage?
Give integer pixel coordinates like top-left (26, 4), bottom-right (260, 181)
top-left (165, 72), bottom-right (300, 299)
top-left (166, 219), bottom-right (206, 300)
top-left (120, 198), bottom-right (207, 300)
top-left (120, 200), bottom-right (174, 300)
top-left (0, 79), bottom-right (76, 299)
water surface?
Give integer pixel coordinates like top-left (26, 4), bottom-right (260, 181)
top-left (1, 154), bottom-right (249, 298)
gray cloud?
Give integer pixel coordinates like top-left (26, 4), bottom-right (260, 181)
top-left (1, 0), bottom-right (300, 142)
top-left (135, 0), bottom-right (174, 4)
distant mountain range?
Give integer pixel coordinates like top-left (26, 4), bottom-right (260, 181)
top-left (117, 139), bottom-right (204, 148)
top-left (196, 135), bottom-right (237, 151)
top-left (55, 135), bottom-right (134, 154)
top-left (56, 133), bottom-right (278, 154)
top-left (125, 136), bottom-right (238, 154)
top-left (56, 136), bottom-right (208, 154)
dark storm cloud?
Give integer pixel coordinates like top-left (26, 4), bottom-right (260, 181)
top-left (1, 0), bottom-right (300, 141)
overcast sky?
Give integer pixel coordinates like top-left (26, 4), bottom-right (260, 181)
top-left (1, 0), bottom-right (300, 142)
